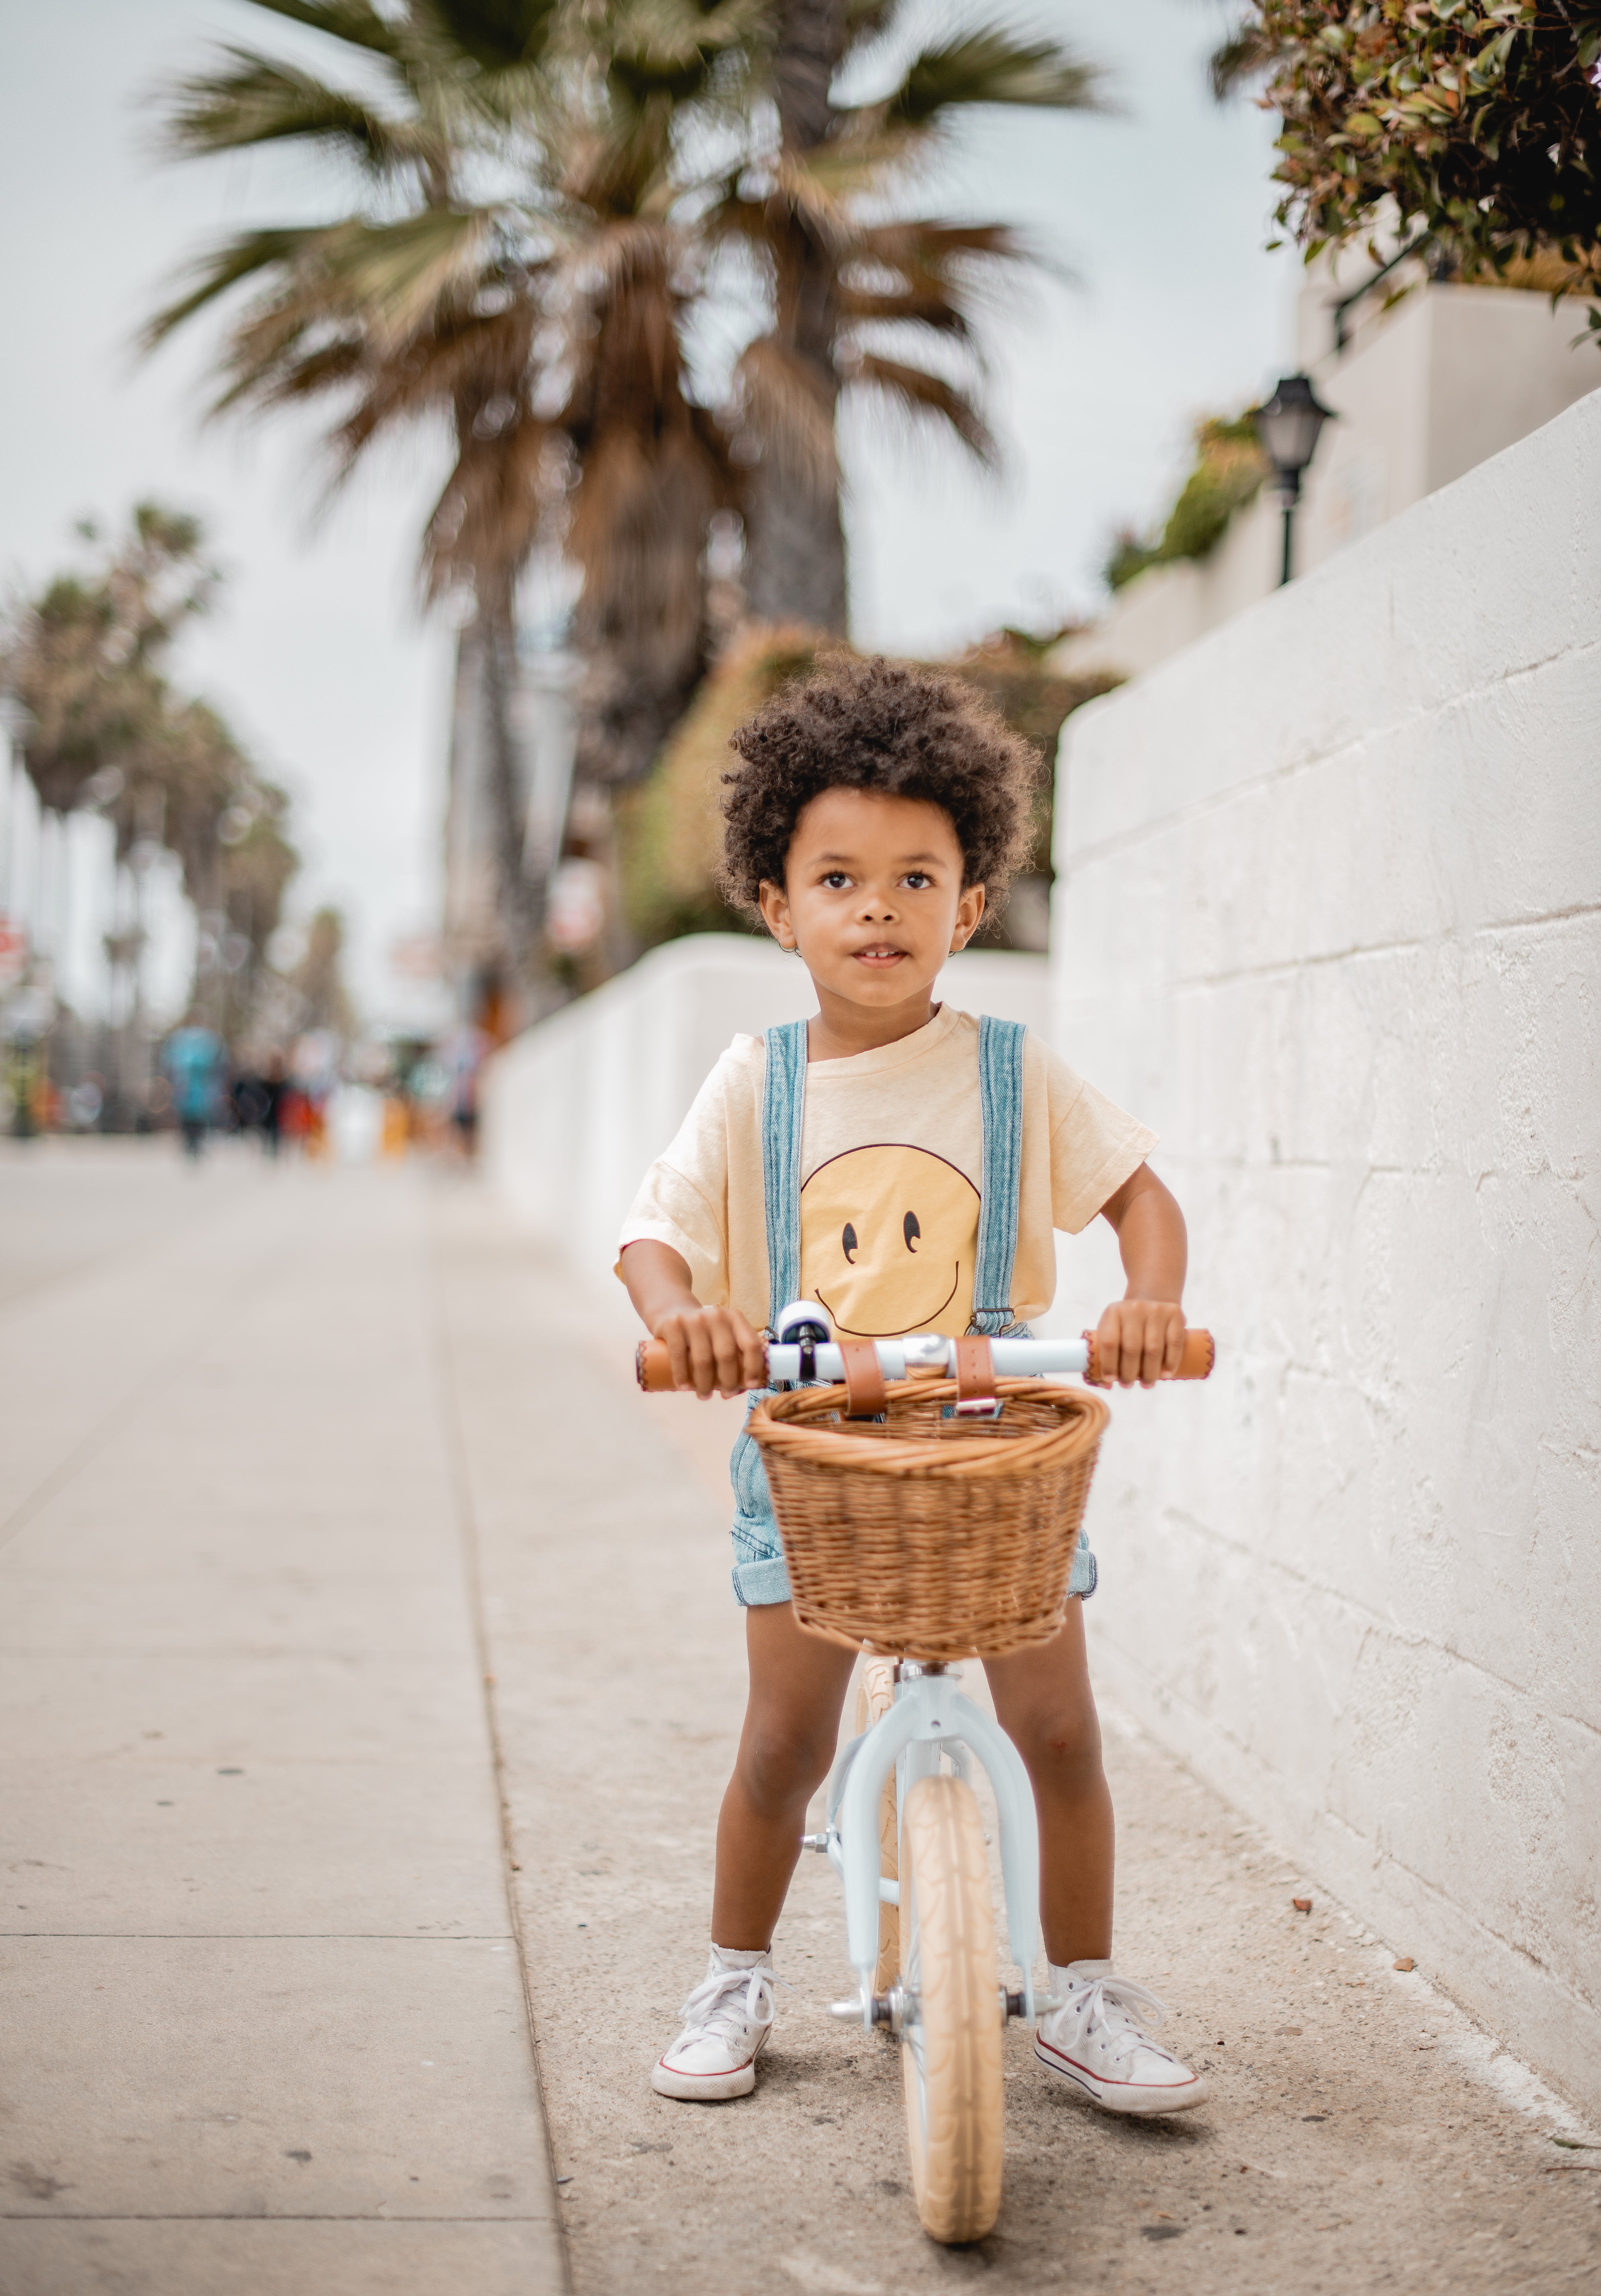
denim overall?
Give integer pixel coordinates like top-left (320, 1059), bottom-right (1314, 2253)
top-left (728, 1014), bottom-right (1097, 1608)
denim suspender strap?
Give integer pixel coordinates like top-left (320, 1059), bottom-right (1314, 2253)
top-left (970, 1014), bottom-right (1026, 1337)
top-left (761, 1020), bottom-right (808, 1329)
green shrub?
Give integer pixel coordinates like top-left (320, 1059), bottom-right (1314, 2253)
top-left (1105, 413), bottom-right (1269, 591)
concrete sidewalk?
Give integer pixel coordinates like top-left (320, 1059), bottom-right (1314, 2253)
top-left (1, 1143), bottom-right (563, 2296)
top-left (3, 1146), bottom-right (1597, 2296)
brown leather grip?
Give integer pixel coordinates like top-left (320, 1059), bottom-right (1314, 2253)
top-left (635, 1337), bottom-right (781, 1393)
top-left (955, 1335), bottom-right (996, 1404)
top-left (1082, 1327), bottom-right (1216, 1386)
top-left (839, 1338), bottom-right (888, 1419)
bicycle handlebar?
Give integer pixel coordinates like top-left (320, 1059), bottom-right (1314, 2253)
top-left (635, 1326), bottom-right (1215, 1394)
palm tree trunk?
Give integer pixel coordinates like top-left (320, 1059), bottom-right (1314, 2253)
top-left (743, 460), bottom-right (847, 631)
top-left (481, 594), bottom-right (563, 1022)
top-left (743, 0), bottom-right (850, 634)
top-left (444, 605), bottom-right (561, 1030)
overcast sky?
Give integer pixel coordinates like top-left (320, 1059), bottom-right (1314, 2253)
top-left (0, 2), bottom-right (1295, 1017)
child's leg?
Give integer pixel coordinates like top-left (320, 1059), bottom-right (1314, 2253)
top-left (712, 1602), bottom-right (858, 1948)
top-left (986, 1605), bottom-right (1205, 2114)
top-left (983, 1598), bottom-right (1113, 1965)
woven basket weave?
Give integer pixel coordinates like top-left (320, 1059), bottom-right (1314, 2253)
top-left (748, 1376), bottom-right (1110, 1661)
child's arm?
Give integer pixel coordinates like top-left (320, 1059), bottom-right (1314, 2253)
top-left (1094, 1163), bottom-right (1188, 1387)
top-left (620, 1239), bottom-right (768, 1398)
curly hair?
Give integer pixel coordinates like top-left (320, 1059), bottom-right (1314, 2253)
top-left (719, 654), bottom-right (1039, 924)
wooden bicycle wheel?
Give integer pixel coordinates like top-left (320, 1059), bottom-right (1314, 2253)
top-left (899, 1773), bottom-right (1004, 2243)
top-left (854, 1657), bottom-right (899, 1992)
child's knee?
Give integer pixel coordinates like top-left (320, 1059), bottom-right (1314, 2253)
top-left (738, 1720), bottom-right (835, 1810)
top-left (1012, 1700), bottom-right (1105, 1792)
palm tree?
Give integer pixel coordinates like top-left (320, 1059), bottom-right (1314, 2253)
top-left (0, 505), bottom-right (299, 1057)
top-left (146, 0), bottom-right (746, 1013)
top-left (1, 505), bottom-right (217, 815)
top-left (710, 2), bottom-right (1103, 628)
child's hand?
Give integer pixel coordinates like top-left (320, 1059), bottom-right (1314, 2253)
top-left (1093, 1298), bottom-right (1186, 1388)
top-left (652, 1302), bottom-right (768, 1398)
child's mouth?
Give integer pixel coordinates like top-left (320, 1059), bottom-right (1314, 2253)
top-left (853, 946), bottom-right (907, 969)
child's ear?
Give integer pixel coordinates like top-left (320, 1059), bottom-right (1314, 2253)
top-left (950, 881), bottom-right (986, 951)
top-left (757, 878), bottom-right (796, 949)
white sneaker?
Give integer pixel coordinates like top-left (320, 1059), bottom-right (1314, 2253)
top-left (651, 1953), bottom-right (777, 2101)
top-left (1035, 1964), bottom-right (1208, 2115)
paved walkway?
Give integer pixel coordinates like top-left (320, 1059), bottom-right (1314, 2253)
top-left (2, 1144), bottom-right (1597, 2296)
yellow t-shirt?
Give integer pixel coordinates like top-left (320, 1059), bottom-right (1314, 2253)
top-left (616, 1005), bottom-right (1156, 1339)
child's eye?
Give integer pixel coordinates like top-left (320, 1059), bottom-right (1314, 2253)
top-left (822, 871), bottom-right (850, 889)
top-left (903, 872), bottom-right (931, 890)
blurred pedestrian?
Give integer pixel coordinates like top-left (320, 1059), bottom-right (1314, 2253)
top-left (161, 1022), bottom-right (224, 1160)
top-left (233, 1051), bottom-right (287, 1156)
top-left (259, 1050), bottom-right (287, 1156)
top-left (439, 1021), bottom-right (489, 1161)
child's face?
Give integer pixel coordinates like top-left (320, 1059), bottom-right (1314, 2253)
top-left (757, 788), bottom-right (984, 1012)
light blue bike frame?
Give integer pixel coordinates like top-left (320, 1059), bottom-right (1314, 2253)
top-left (818, 1662), bottom-right (1044, 2030)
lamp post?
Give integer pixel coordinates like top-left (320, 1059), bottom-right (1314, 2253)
top-left (1254, 374), bottom-right (1336, 586)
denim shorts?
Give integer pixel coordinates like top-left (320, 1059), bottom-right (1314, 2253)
top-left (728, 1392), bottom-right (1098, 1610)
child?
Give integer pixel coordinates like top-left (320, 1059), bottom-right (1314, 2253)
top-left (618, 655), bottom-right (1204, 2117)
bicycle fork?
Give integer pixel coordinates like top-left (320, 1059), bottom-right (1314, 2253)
top-left (806, 1663), bottom-right (1046, 2032)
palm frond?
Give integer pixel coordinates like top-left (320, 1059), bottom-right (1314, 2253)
top-left (142, 228), bottom-right (331, 352)
top-left (554, 214), bottom-right (676, 310)
top-left (148, 208), bottom-right (496, 380)
top-left (838, 259), bottom-right (970, 336)
top-left (604, 0), bottom-right (766, 80)
top-left (777, 139), bottom-right (910, 212)
top-left (1208, 25), bottom-right (1271, 102)
top-left (857, 219), bottom-right (1028, 269)
top-left (423, 409), bottom-right (555, 598)
top-left (427, 0), bottom-right (563, 70)
top-left (437, 57), bottom-right (561, 138)
top-left (159, 49), bottom-right (438, 176)
top-left (568, 423), bottom-right (712, 647)
top-left (237, 335), bottom-right (369, 415)
top-left (220, 0), bottom-right (405, 61)
top-left (204, 277), bottom-right (373, 418)
top-left (846, 352), bottom-right (995, 463)
top-left (330, 294), bottom-right (539, 466)
top-left (846, 216), bottom-right (1054, 344)
top-left (881, 26), bottom-right (1105, 131)
top-left (734, 335), bottom-right (838, 492)
top-left (308, 207), bottom-right (498, 339)
top-left (559, 226), bottom-right (702, 454)
top-left (842, 0), bottom-right (896, 33)
top-left (768, 151), bottom-right (868, 244)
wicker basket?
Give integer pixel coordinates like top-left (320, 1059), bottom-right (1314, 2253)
top-left (748, 1375), bottom-right (1111, 1661)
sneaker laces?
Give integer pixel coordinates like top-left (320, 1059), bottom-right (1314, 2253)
top-left (677, 1963), bottom-right (776, 2044)
top-left (1055, 1974), bottom-right (1172, 2067)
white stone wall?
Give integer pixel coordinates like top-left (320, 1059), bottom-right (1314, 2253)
top-left (481, 934), bottom-right (1051, 1288)
top-left (1050, 389), bottom-right (1601, 2117)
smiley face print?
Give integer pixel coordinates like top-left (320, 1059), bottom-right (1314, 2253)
top-left (799, 1144), bottom-right (979, 1338)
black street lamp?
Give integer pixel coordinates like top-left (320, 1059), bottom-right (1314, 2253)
top-left (1254, 374), bottom-right (1336, 587)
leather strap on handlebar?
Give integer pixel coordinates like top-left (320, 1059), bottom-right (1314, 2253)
top-left (955, 1336), bottom-right (996, 1405)
top-left (839, 1339), bottom-right (888, 1419)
